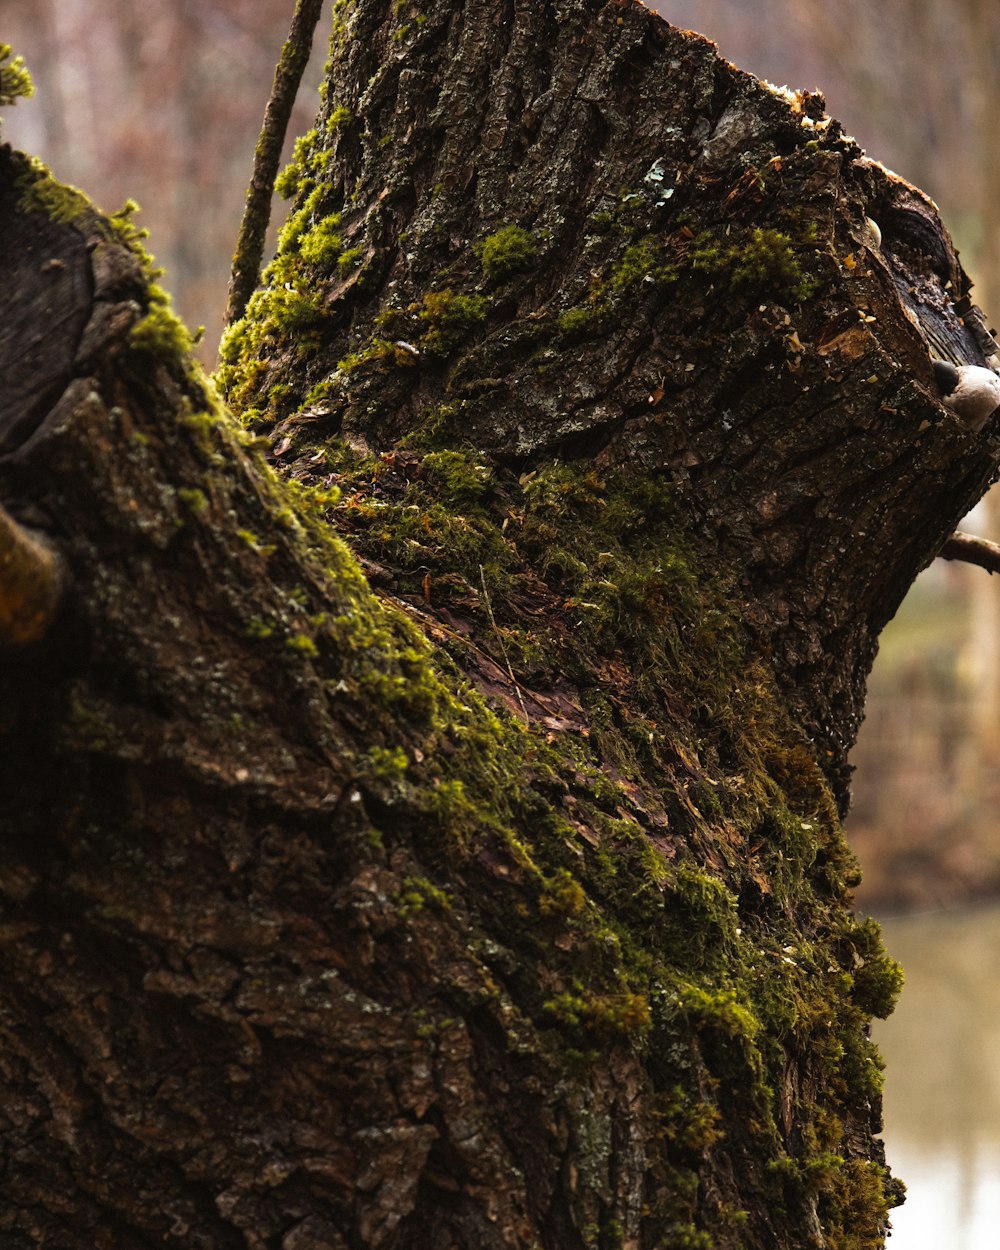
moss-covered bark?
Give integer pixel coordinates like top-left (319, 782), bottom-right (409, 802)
top-left (1, 2), bottom-right (995, 1247)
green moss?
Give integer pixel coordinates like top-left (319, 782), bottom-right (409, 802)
top-left (849, 918), bottom-right (905, 1018)
top-left (237, 530), bottom-right (277, 559)
top-left (421, 449), bottom-right (492, 508)
top-left (299, 214), bottom-right (344, 265)
top-left (273, 282), bottom-right (326, 330)
top-left (809, 1156), bottom-right (899, 1250)
top-left (107, 199), bottom-right (162, 282)
top-left (15, 155), bottom-right (91, 224)
top-left (610, 236), bottom-right (679, 291)
top-left (275, 129), bottom-right (320, 200)
top-left (328, 104), bottom-right (352, 130)
top-left (366, 744), bottom-right (409, 780)
top-left (276, 184), bottom-right (327, 254)
top-left (336, 338), bottom-right (396, 373)
top-left (477, 224), bottom-right (538, 283)
top-left (337, 245), bottom-right (364, 273)
top-left (661, 1225), bottom-right (713, 1250)
top-left (201, 129), bottom-right (899, 1240)
top-left (558, 303), bottom-right (610, 342)
top-left (691, 226), bottom-right (819, 303)
top-left (539, 868), bottom-right (588, 918)
top-left (418, 289), bottom-right (488, 352)
top-left (396, 876), bottom-right (452, 916)
top-left (0, 44), bottom-right (33, 107)
top-left (129, 286), bottom-right (195, 363)
top-left (543, 989), bottom-right (652, 1042)
top-left (177, 487), bottom-right (209, 515)
top-left (286, 632), bottom-right (320, 657)
top-left (245, 617), bottom-right (277, 641)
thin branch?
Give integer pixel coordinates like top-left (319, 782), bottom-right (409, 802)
top-left (225, 0), bottom-right (326, 330)
top-left (0, 503), bottom-right (66, 647)
top-left (479, 564), bottom-right (529, 723)
top-left (939, 530), bottom-right (1000, 575)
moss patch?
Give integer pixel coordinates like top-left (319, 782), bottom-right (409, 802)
top-left (477, 224), bottom-right (538, 283)
top-left (0, 43), bottom-right (33, 107)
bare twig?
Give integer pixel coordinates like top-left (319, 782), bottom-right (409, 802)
top-left (0, 503), bottom-right (65, 647)
top-left (225, 0), bottom-right (326, 329)
top-left (479, 564), bottom-right (529, 723)
top-left (939, 530), bottom-right (1000, 575)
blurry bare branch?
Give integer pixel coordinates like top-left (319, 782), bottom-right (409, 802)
top-left (940, 530), bottom-right (1000, 575)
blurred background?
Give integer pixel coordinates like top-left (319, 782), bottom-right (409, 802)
top-left (2, 1), bottom-right (1000, 1244)
top-left (0, 0), bottom-right (326, 364)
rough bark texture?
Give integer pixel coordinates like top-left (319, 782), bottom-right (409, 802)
top-left (2, 2), bottom-right (996, 1248)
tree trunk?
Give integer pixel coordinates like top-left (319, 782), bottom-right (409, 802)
top-left (2, 2), bottom-right (994, 1248)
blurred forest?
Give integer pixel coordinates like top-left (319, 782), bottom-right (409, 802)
top-left (3, 0), bottom-right (1000, 910)
top-left (0, 0), bottom-right (325, 362)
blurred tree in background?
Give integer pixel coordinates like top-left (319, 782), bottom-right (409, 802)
top-left (0, 0), bottom-right (325, 362)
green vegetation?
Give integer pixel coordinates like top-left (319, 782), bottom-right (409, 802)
top-left (692, 224), bottom-right (820, 302)
top-left (177, 487), bottom-right (209, 515)
top-left (273, 418), bottom-right (901, 1243)
top-left (129, 285), bottom-right (195, 361)
top-left (275, 129), bottom-right (320, 199)
top-left (477, 224), bottom-right (538, 283)
top-left (14, 154), bottom-right (92, 224)
top-left (0, 43), bottom-right (33, 107)
top-left (337, 244), bottom-right (363, 272)
top-left (417, 289), bottom-right (488, 352)
top-left (611, 235), bottom-right (679, 290)
top-left (299, 214), bottom-right (343, 265)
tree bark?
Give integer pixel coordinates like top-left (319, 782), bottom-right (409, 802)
top-left (2, 2), bottom-right (995, 1247)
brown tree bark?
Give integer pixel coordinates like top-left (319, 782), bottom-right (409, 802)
top-left (2, 2), bottom-right (995, 1248)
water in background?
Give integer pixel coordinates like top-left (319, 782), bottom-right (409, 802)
top-left (877, 902), bottom-right (1000, 1248)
